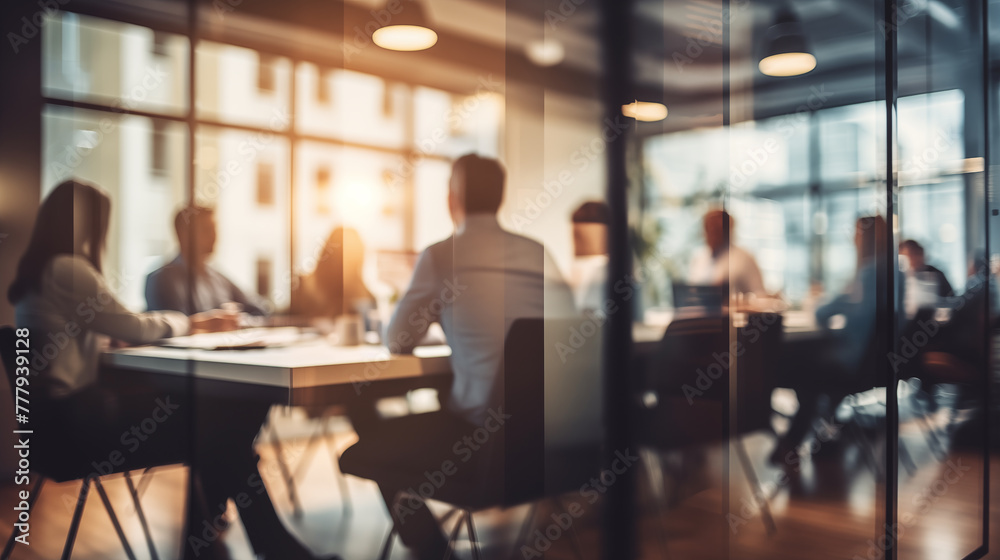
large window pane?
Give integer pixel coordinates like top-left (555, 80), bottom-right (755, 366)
top-left (295, 65), bottom-right (409, 148)
top-left (43, 12), bottom-right (189, 115)
top-left (293, 142), bottom-right (406, 276)
top-left (196, 42), bottom-right (291, 130)
top-left (195, 126), bottom-right (290, 309)
top-left (412, 86), bottom-right (502, 158)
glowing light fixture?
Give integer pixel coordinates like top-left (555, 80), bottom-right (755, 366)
top-left (525, 38), bottom-right (565, 67)
top-left (622, 101), bottom-right (667, 122)
top-left (758, 7), bottom-right (815, 77)
top-left (371, 0), bottom-right (438, 51)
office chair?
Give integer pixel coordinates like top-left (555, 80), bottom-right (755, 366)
top-left (637, 314), bottom-right (781, 543)
top-left (0, 326), bottom-right (165, 560)
top-left (341, 318), bottom-right (602, 559)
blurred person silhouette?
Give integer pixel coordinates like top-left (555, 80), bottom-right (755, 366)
top-left (771, 215), bottom-right (900, 465)
top-left (8, 180), bottom-right (337, 560)
top-left (289, 226), bottom-right (375, 321)
top-left (340, 154), bottom-right (575, 560)
top-left (568, 200), bottom-right (610, 314)
top-left (145, 205), bottom-right (267, 316)
top-left (688, 208), bottom-right (767, 298)
top-left (900, 239), bottom-right (954, 318)
top-left (899, 239), bottom-right (954, 297)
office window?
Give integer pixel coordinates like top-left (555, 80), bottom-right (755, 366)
top-left (196, 42), bottom-right (291, 129)
top-left (295, 65), bottom-right (408, 148)
top-left (195, 126), bottom-right (290, 308)
top-left (43, 12), bottom-right (502, 312)
top-left (41, 106), bottom-right (187, 310)
top-left (639, 90), bottom-right (965, 309)
top-left (412, 86), bottom-right (503, 158)
top-left (42, 12), bottom-right (189, 116)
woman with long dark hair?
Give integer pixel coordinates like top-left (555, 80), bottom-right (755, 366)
top-left (290, 226), bottom-right (375, 320)
top-left (10, 179), bottom-right (337, 560)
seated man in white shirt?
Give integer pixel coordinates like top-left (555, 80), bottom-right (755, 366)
top-left (340, 154), bottom-right (574, 560)
top-left (687, 208), bottom-right (767, 298)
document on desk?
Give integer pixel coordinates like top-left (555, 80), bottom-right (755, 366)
top-left (157, 327), bottom-right (310, 350)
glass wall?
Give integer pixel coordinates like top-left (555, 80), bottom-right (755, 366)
top-left (626, 0), bottom-right (992, 559)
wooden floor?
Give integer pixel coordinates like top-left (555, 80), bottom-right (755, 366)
top-left (0, 409), bottom-right (996, 560)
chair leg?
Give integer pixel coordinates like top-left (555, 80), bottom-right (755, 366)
top-left (3, 476), bottom-right (44, 558)
top-left (378, 523), bottom-right (397, 560)
top-left (292, 421), bottom-right (325, 481)
top-left (125, 470), bottom-right (160, 560)
top-left (732, 439), bottom-right (777, 536)
top-left (62, 477), bottom-right (92, 560)
top-left (442, 510), bottom-right (467, 560)
top-left (93, 477), bottom-right (138, 560)
top-left (514, 503), bottom-right (537, 546)
top-left (639, 448), bottom-right (671, 558)
top-left (135, 467), bottom-right (156, 500)
top-left (849, 422), bottom-right (884, 479)
top-left (267, 418), bottom-right (304, 518)
top-left (324, 419), bottom-right (353, 515)
top-left (465, 510), bottom-right (482, 560)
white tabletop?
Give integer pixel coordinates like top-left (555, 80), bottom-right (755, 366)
top-left (104, 314), bottom-right (820, 390)
top-left (104, 334), bottom-right (453, 389)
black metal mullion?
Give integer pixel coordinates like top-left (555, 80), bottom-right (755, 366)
top-left (882, 0), bottom-right (899, 557)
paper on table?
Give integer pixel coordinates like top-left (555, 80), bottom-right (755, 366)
top-left (157, 327), bottom-right (309, 350)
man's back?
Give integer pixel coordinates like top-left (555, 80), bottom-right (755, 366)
top-left (386, 215), bottom-right (575, 425)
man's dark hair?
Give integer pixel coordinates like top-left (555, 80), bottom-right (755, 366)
top-left (452, 153), bottom-right (505, 214)
top-left (899, 239), bottom-right (924, 257)
top-left (174, 205), bottom-right (214, 240)
top-left (572, 201), bottom-right (610, 224)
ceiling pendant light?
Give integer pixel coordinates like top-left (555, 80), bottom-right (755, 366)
top-left (371, 0), bottom-right (438, 52)
top-left (758, 7), bottom-right (816, 77)
top-left (622, 100), bottom-right (668, 122)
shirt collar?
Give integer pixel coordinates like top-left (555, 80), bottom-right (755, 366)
top-left (457, 213), bottom-right (501, 235)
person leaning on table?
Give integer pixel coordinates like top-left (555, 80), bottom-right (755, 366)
top-left (8, 179), bottom-right (339, 560)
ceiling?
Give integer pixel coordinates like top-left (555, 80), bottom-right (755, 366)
top-left (72, 0), bottom-right (1000, 130)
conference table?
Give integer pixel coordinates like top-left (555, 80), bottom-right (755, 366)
top-left (103, 328), bottom-right (455, 406)
top-left (101, 310), bottom-right (823, 402)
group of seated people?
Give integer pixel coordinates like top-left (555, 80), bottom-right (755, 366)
top-left (8, 154), bottom-right (584, 560)
top-left (8, 149), bottom-right (988, 559)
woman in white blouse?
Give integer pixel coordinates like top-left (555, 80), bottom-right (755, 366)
top-left (8, 180), bottom-right (336, 560)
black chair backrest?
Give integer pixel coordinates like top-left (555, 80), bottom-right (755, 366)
top-left (646, 313), bottom-right (782, 439)
top-left (498, 317), bottom-right (603, 506)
